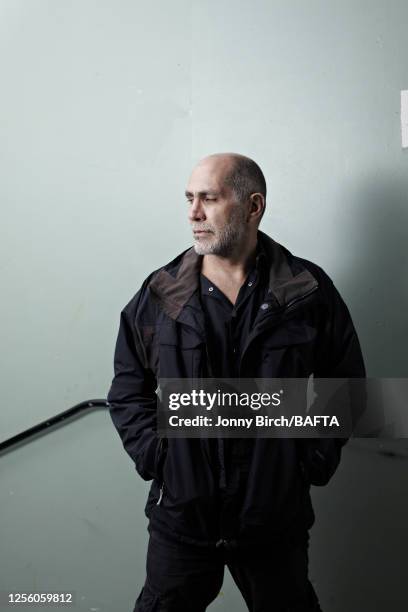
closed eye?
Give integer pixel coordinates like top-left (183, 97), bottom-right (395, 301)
top-left (186, 197), bottom-right (217, 204)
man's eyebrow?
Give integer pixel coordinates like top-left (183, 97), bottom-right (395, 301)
top-left (184, 190), bottom-right (219, 197)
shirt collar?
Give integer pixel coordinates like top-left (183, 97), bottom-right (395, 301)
top-left (200, 240), bottom-right (266, 298)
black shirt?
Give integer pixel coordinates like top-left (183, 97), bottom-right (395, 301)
top-left (199, 243), bottom-right (268, 378)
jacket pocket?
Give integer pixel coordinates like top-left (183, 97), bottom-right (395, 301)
top-left (158, 323), bottom-right (205, 378)
top-left (154, 437), bottom-right (168, 506)
top-left (297, 439), bottom-right (342, 486)
top-left (155, 437), bottom-right (168, 481)
top-left (259, 321), bottom-right (317, 377)
top-left (152, 438), bottom-right (218, 534)
top-left (261, 321), bottom-right (317, 350)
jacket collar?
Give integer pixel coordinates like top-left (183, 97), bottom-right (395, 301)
top-left (149, 230), bottom-right (318, 321)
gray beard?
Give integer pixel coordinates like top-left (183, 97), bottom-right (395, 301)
top-left (194, 229), bottom-right (244, 256)
top-left (193, 208), bottom-right (247, 257)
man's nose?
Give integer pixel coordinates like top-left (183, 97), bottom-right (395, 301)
top-left (188, 199), bottom-right (206, 221)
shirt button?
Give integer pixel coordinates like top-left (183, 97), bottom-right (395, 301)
top-left (248, 282), bottom-right (253, 287)
top-left (260, 303), bottom-right (269, 310)
top-left (208, 287), bottom-right (214, 292)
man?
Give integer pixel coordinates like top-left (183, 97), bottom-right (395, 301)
top-left (107, 153), bottom-right (366, 611)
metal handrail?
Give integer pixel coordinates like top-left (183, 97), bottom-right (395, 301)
top-left (1, 401), bottom-right (406, 459)
top-left (0, 399), bottom-right (110, 455)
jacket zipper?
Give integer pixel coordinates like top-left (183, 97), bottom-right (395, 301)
top-left (155, 437), bottom-right (167, 506)
top-left (156, 483), bottom-right (164, 505)
top-left (283, 284), bottom-right (319, 312)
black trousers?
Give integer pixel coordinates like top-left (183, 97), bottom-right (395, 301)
top-left (133, 528), bottom-right (323, 612)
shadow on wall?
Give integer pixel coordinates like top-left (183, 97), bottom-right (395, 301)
top-left (309, 168), bottom-right (408, 612)
top-left (336, 171), bottom-right (408, 377)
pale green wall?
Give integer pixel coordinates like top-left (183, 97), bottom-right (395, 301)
top-left (1, 1), bottom-right (407, 610)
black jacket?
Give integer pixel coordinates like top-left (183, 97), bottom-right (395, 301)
top-left (107, 231), bottom-right (366, 549)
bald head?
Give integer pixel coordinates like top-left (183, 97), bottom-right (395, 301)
top-left (194, 152), bottom-right (267, 216)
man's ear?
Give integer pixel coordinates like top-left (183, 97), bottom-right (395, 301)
top-left (249, 193), bottom-right (265, 221)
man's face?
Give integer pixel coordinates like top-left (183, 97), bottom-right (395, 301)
top-left (185, 158), bottom-right (248, 256)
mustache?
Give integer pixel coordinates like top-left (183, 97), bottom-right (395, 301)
top-left (192, 225), bottom-right (215, 232)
